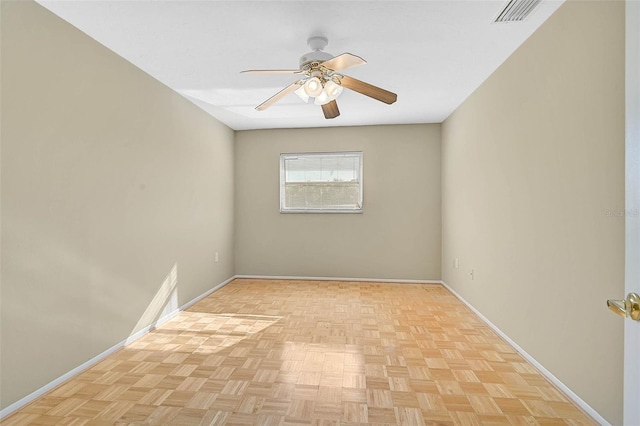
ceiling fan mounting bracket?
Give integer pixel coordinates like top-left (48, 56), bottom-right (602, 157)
top-left (307, 36), bottom-right (328, 51)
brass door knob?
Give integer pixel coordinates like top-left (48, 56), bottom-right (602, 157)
top-left (607, 293), bottom-right (640, 321)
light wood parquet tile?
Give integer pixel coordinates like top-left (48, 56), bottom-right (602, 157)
top-left (2, 279), bottom-right (596, 425)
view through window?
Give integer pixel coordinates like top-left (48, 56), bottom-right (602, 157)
top-left (280, 152), bottom-right (363, 213)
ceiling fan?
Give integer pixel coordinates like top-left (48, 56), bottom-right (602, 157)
top-left (241, 37), bottom-right (397, 119)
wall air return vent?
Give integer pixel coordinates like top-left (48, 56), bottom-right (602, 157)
top-left (494, 0), bottom-right (542, 22)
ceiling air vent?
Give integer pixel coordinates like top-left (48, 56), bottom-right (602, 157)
top-left (494, 0), bottom-right (542, 22)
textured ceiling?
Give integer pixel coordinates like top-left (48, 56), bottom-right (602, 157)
top-left (36, 0), bottom-right (564, 130)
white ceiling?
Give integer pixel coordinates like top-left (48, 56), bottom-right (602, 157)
top-left (36, 0), bottom-right (563, 131)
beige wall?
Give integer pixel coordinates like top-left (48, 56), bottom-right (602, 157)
top-left (0, 1), bottom-right (235, 408)
top-left (441, 1), bottom-right (624, 423)
top-left (235, 125), bottom-right (441, 281)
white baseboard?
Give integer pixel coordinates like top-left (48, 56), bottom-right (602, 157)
top-left (0, 275), bottom-right (236, 420)
top-left (440, 281), bottom-right (609, 426)
top-left (180, 275), bottom-right (237, 311)
top-left (234, 274), bottom-right (442, 285)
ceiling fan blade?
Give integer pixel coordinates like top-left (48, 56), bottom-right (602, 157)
top-left (241, 69), bottom-right (303, 75)
top-left (322, 100), bottom-right (340, 119)
top-left (340, 75), bottom-right (397, 104)
top-left (256, 82), bottom-right (301, 111)
top-left (320, 53), bottom-right (367, 71)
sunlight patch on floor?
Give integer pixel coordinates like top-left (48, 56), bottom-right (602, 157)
top-left (126, 310), bottom-right (283, 355)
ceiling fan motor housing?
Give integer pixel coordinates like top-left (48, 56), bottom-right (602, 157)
top-left (299, 51), bottom-right (333, 68)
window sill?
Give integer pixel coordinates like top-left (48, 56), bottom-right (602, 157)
top-left (280, 209), bottom-right (363, 214)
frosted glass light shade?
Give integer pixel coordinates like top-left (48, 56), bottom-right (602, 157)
top-left (304, 77), bottom-right (323, 97)
top-left (314, 89), bottom-right (331, 105)
top-left (295, 85), bottom-right (310, 103)
top-left (324, 80), bottom-right (343, 100)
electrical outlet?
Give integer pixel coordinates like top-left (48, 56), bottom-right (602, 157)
top-left (215, 252), bottom-right (219, 263)
top-left (470, 269), bottom-right (474, 280)
top-left (454, 258), bottom-right (459, 269)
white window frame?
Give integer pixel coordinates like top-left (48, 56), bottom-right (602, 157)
top-left (279, 151), bottom-right (363, 214)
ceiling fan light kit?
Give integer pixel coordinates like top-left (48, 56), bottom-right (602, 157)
top-left (241, 37), bottom-right (397, 119)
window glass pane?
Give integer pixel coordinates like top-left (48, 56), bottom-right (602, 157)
top-left (280, 152), bottom-right (362, 213)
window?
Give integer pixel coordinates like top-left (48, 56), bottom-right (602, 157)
top-left (280, 151), bottom-right (363, 213)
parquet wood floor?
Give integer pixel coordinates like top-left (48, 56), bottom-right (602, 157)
top-left (3, 279), bottom-right (596, 425)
